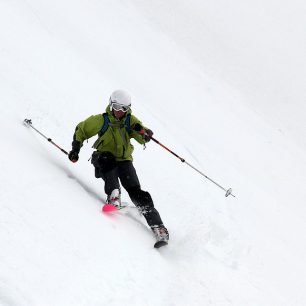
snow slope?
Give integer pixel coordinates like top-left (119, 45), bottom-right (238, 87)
top-left (132, 0), bottom-right (306, 149)
top-left (1, 1), bottom-right (306, 305)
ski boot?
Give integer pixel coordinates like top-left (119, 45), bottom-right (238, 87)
top-left (107, 189), bottom-right (121, 206)
top-left (151, 224), bottom-right (169, 248)
top-left (103, 189), bottom-right (121, 212)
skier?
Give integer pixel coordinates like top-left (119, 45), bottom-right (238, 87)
top-left (68, 90), bottom-right (169, 245)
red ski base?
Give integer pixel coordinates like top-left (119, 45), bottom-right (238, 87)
top-left (102, 204), bottom-right (119, 213)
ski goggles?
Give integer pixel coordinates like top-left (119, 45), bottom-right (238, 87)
top-left (111, 102), bottom-right (130, 112)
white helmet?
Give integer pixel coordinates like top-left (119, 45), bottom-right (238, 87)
top-left (109, 90), bottom-right (131, 111)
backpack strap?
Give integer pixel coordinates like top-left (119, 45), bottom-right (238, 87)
top-left (98, 113), bottom-right (110, 137)
top-left (124, 114), bottom-right (131, 134)
top-left (98, 113), bottom-right (131, 137)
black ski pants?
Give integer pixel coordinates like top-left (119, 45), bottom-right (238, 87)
top-left (97, 160), bottom-right (164, 227)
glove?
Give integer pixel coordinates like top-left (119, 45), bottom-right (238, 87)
top-left (133, 124), bottom-right (153, 142)
top-left (144, 129), bottom-right (153, 142)
top-left (68, 150), bottom-right (79, 163)
top-left (68, 139), bottom-right (81, 163)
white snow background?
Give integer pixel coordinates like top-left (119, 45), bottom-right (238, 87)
top-left (1, 0), bottom-right (306, 305)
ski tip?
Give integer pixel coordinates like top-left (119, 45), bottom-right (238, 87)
top-left (102, 204), bottom-right (119, 213)
top-left (154, 240), bottom-right (168, 248)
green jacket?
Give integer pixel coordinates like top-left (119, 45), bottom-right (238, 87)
top-left (73, 106), bottom-right (147, 161)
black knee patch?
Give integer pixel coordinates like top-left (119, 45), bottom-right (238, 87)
top-left (127, 186), bottom-right (154, 209)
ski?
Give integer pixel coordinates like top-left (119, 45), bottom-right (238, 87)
top-left (154, 240), bottom-right (168, 248)
top-left (102, 202), bottom-right (169, 248)
top-left (102, 202), bottom-right (132, 213)
top-left (102, 204), bottom-right (124, 212)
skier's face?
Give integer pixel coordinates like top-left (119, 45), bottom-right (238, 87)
top-left (113, 109), bottom-right (126, 119)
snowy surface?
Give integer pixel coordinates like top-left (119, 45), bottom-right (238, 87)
top-left (1, 1), bottom-right (306, 305)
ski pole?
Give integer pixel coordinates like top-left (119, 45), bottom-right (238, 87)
top-left (135, 125), bottom-right (235, 198)
top-left (23, 119), bottom-right (68, 155)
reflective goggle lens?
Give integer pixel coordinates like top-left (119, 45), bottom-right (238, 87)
top-left (111, 102), bottom-right (130, 112)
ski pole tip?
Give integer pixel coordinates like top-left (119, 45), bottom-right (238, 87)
top-left (225, 188), bottom-right (235, 198)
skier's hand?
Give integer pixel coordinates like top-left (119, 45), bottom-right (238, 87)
top-left (144, 129), bottom-right (153, 142)
top-left (133, 124), bottom-right (153, 142)
top-left (68, 150), bottom-right (79, 163)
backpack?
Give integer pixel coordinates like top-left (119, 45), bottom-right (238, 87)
top-left (98, 113), bottom-right (131, 137)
